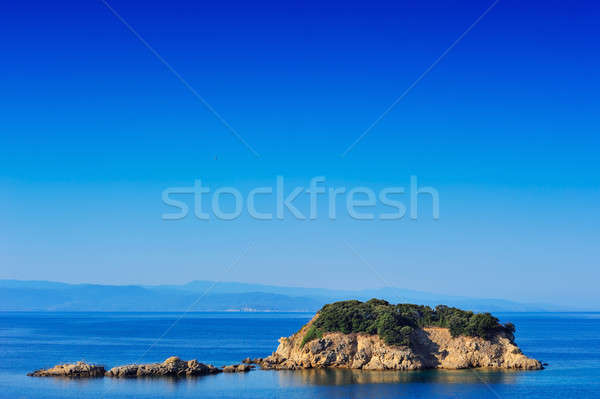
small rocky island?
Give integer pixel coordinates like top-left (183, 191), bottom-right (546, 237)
top-left (261, 299), bottom-right (542, 370)
top-left (28, 299), bottom-right (543, 378)
top-left (28, 361), bottom-right (106, 377)
top-left (105, 356), bottom-right (224, 377)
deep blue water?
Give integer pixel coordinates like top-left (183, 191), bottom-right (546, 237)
top-left (0, 312), bottom-right (599, 398)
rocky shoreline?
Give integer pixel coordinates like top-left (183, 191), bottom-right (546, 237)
top-left (28, 331), bottom-right (543, 379)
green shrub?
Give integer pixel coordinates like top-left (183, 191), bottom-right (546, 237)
top-left (302, 299), bottom-right (514, 348)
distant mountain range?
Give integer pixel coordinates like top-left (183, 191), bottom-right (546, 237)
top-left (0, 279), bottom-right (562, 312)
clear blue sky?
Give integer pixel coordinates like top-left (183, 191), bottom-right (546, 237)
top-left (1, 0), bottom-right (599, 307)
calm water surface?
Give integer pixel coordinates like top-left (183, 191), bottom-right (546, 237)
top-left (0, 312), bottom-right (599, 398)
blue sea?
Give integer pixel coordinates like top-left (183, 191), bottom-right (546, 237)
top-left (0, 312), bottom-right (599, 398)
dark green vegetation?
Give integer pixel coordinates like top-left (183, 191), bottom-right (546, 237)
top-left (301, 299), bottom-right (516, 348)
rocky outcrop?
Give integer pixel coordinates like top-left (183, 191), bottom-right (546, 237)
top-left (261, 316), bottom-right (542, 371)
top-left (105, 356), bottom-right (221, 378)
top-left (242, 357), bottom-right (263, 364)
top-left (222, 364), bottom-right (253, 372)
top-left (28, 362), bottom-right (105, 377)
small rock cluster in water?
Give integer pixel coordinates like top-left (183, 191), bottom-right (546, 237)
top-left (28, 356), bottom-right (255, 378)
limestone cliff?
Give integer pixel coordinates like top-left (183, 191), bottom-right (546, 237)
top-left (261, 314), bottom-right (542, 370)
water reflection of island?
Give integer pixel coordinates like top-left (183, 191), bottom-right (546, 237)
top-left (276, 368), bottom-right (522, 387)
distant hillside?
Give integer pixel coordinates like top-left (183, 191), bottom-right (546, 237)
top-left (0, 280), bottom-right (558, 312)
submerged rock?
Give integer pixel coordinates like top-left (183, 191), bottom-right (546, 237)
top-left (105, 356), bottom-right (221, 378)
top-left (28, 361), bottom-right (105, 377)
top-left (262, 314), bottom-right (543, 371)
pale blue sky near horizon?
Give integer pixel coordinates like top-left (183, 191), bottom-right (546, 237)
top-left (1, 0), bottom-right (599, 307)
